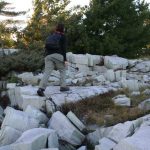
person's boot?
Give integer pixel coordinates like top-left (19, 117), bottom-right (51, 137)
top-left (37, 88), bottom-right (45, 97)
top-left (60, 86), bottom-right (70, 92)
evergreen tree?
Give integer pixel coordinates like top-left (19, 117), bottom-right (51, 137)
top-left (18, 0), bottom-right (70, 51)
top-left (0, 0), bottom-right (25, 48)
top-left (84, 0), bottom-right (150, 58)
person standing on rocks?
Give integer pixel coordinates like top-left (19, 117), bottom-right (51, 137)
top-left (37, 23), bottom-right (70, 96)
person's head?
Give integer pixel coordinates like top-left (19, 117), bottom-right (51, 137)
top-left (55, 23), bottom-right (65, 33)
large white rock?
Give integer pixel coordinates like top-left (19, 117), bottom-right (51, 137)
top-left (114, 126), bottom-right (150, 150)
top-left (93, 66), bottom-right (107, 73)
top-left (138, 98), bottom-right (150, 111)
top-left (41, 148), bottom-right (59, 150)
top-left (12, 128), bottom-right (56, 150)
top-left (86, 54), bottom-right (103, 66)
top-left (6, 83), bottom-right (16, 89)
top-left (134, 61), bottom-right (150, 73)
top-left (120, 79), bottom-right (139, 91)
top-left (87, 127), bottom-right (113, 145)
top-left (0, 126), bottom-right (22, 146)
top-left (48, 111), bottom-right (85, 146)
top-left (107, 121), bottom-right (134, 143)
top-left (112, 95), bottom-right (131, 106)
top-left (18, 72), bottom-right (38, 85)
top-left (0, 145), bottom-right (12, 150)
top-left (104, 56), bottom-right (128, 70)
top-left (2, 107), bottom-right (39, 132)
top-left (21, 95), bottom-right (46, 111)
top-left (105, 70), bottom-right (115, 82)
top-left (48, 131), bottom-right (59, 148)
top-left (115, 70), bottom-right (126, 81)
top-left (25, 105), bottom-right (48, 124)
top-left (70, 54), bottom-right (89, 65)
top-left (95, 137), bottom-right (116, 150)
top-left (77, 146), bottom-right (87, 150)
top-left (67, 111), bottom-right (86, 132)
top-left (93, 75), bottom-right (106, 84)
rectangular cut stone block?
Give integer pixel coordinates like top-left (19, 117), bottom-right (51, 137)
top-left (67, 111), bottom-right (86, 132)
top-left (48, 111), bottom-right (85, 146)
top-left (114, 126), bottom-right (150, 150)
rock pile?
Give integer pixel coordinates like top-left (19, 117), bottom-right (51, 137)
top-left (0, 53), bottom-right (150, 150)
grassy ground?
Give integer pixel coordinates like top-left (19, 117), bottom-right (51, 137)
top-left (61, 89), bottom-right (150, 127)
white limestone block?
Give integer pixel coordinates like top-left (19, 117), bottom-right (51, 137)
top-left (67, 111), bottom-right (86, 132)
top-left (75, 64), bottom-right (90, 72)
top-left (77, 146), bottom-right (87, 150)
top-left (105, 70), bottom-right (115, 82)
top-left (134, 61), bottom-right (150, 72)
top-left (7, 88), bottom-right (17, 106)
top-left (0, 145), bottom-right (12, 150)
top-left (107, 121), bottom-right (134, 143)
top-left (104, 56), bottom-right (128, 70)
top-left (138, 98), bottom-right (150, 111)
top-left (25, 105), bottom-right (48, 124)
top-left (94, 75), bottom-right (106, 84)
top-left (21, 95), bottom-right (46, 111)
top-left (41, 148), bottom-right (59, 150)
top-left (48, 111), bottom-right (85, 146)
top-left (115, 70), bottom-right (126, 81)
top-left (87, 127), bottom-right (113, 145)
top-left (0, 126), bottom-right (22, 146)
top-left (112, 95), bottom-right (131, 106)
top-left (93, 66), bottom-right (107, 73)
top-left (120, 79), bottom-right (139, 91)
top-left (95, 137), bottom-right (116, 150)
top-left (114, 126), bottom-right (150, 150)
top-left (18, 72), bottom-right (38, 85)
top-left (12, 128), bottom-right (56, 150)
top-left (2, 107), bottom-right (39, 132)
top-left (48, 131), bottom-right (59, 148)
top-left (71, 54), bottom-right (89, 65)
top-left (6, 83), bottom-right (16, 89)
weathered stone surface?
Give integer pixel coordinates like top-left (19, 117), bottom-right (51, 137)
top-left (6, 83), bottom-right (16, 89)
top-left (18, 72), bottom-right (38, 85)
top-left (95, 137), bottom-right (116, 150)
top-left (87, 127), bottom-right (113, 145)
top-left (0, 126), bottom-right (22, 146)
top-left (77, 146), bottom-right (87, 150)
top-left (48, 111), bottom-right (85, 146)
top-left (142, 89), bottom-right (150, 95)
top-left (138, 98), bottom-right (150, 111)
top-left (25, 105), bottom-right (48, 124)
top-left (93, 66), bottom-right (107, 73)
top-left (21, 95), bottom-right (46, 111)
top-left (67, 111), bottom-right (86, 132)
top-left (70, 54), bottom-right (89, 65)
top-left (120, 79), bottom-right (139, 91)
top-left (0, 145), bottom-right (12, 150)
top-left (112, 95), bottom-right (131, 106)
top-left (105, 70), bottom-right (115, 82)
top-left (114, 126), bottom-right (150, 150)
top-left (41, 148), bottom-right (59, 150)
top-left (115, 70), bottom-right (126, 81)
top-left (107, 121), bottom-right (134, 143)
top-left (104, 56), bottom-right (128, 70)
top-left (133, 61), bottom-right (150, 73)
top-left (12, 128), bottom-right (56, 150)
top-left (2, 107), bottom-right (39, 132)
top-left (48, 131), bottom-right (59, 148)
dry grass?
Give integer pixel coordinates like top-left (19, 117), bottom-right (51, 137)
top-left (61, 89), bottom-right (150, 127)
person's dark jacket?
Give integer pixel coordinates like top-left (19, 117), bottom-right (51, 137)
top-left (45, 31), bottom-right (67, 61)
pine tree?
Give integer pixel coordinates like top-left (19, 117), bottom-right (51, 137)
top-left (0, 0), bottom-right (25, 48)
top-left (84, 0), bottom-right (150, 58)
top-left (19, 0), bottom-right (70, 51)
